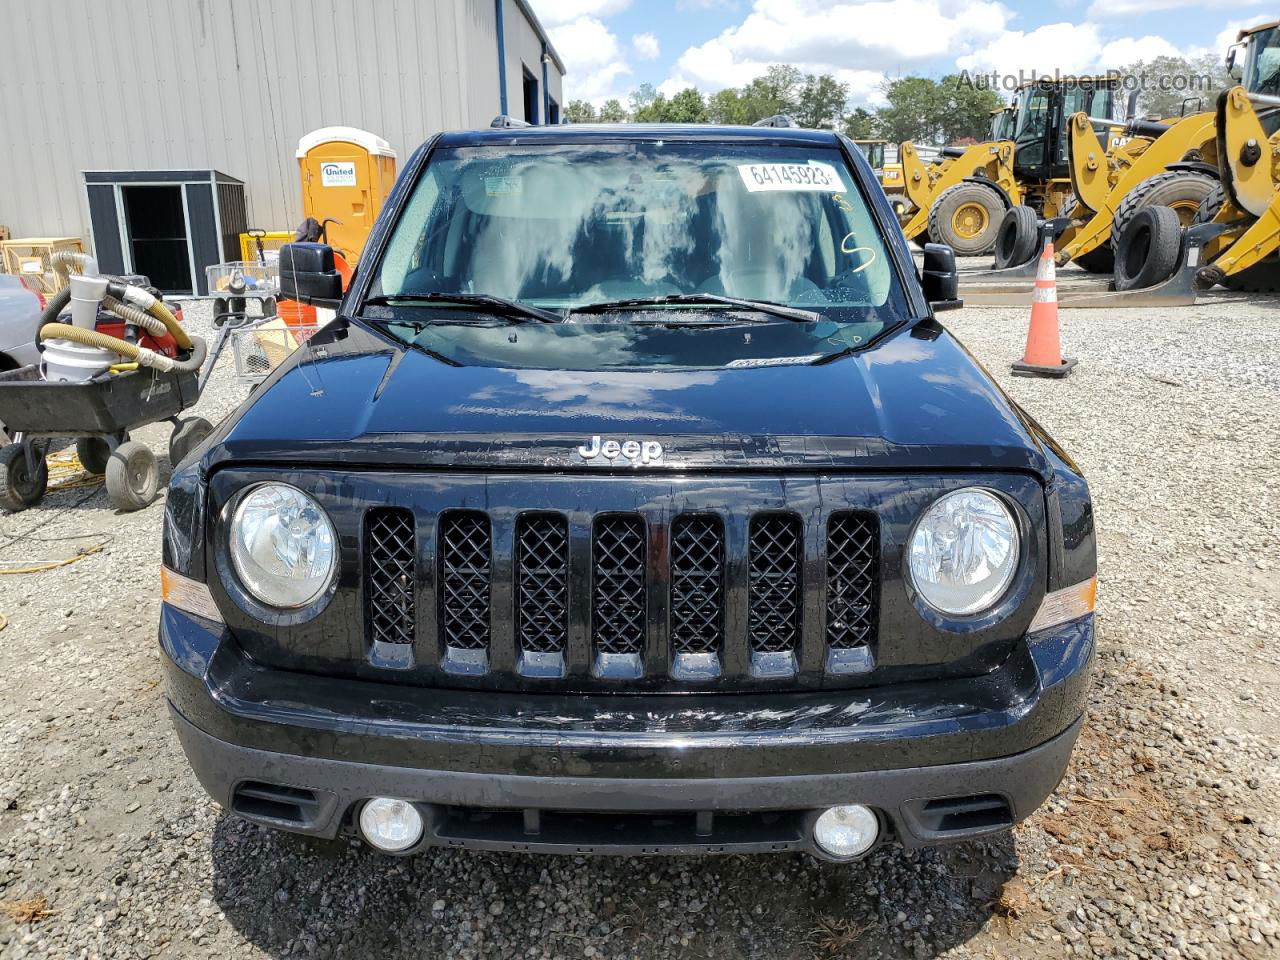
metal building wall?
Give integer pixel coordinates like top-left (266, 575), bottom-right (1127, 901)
top-left (0, 0), bottom-right (564, 247)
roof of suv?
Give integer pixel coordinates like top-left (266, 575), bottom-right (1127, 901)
top-left (438, 123), bottom-right (845, 148)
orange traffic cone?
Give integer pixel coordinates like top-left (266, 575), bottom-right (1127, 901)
top-left (1012, 241), bottom-right (1077, 379)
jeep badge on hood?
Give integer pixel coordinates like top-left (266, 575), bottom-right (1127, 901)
top-left (578, 436), bottom-right (664, 465)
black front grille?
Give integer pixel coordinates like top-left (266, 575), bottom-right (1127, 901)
top-left (439, 512), bottom-right (492, 650)
top-left (367, 500), bottom-right (881, 685)
top-left (517, 515), bottom-right (569, 654)
top-left (748, 514), bottom-right (803, 654)
top-left (592, 516), bottom-right (646, 656)
top-left (670, 516), bottom-right (724, 655)
top-left (826, 513), bottom-right (878, 649)
top-left (365, 508), bottom-right (416, 645)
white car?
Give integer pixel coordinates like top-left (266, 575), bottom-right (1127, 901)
top-left (0, 274), bottom-right (44, 444)
top-left (0, 274), bottom-right (42, 371)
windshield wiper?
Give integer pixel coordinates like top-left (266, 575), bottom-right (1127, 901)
top-left (571, 293), bottom-right (821, 324)
top-left (362, 292), bottom-right (561, 324)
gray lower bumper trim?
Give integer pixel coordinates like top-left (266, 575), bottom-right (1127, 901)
top-left (172, 704), bottom-right (1082, 853)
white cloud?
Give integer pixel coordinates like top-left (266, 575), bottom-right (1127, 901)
top-left (528, 0), bottom-right (632, 27)
top-left (1098, 34), bottom-right (1181, 65)
top-left (1204, 17), bottom-right (1271, 59)
top-left (956, 22), bottom-right (1105, 76)
top-left (958, 20), bottom-right (1202, 81)
top-left (633, 32), bottom-right (660, 60)
top-left (1088, 0), bottom-right (1267, 19)
top-left (547, 16), bottom-right (633, 103)
top-left (660, 0), bottom-right (1014, 102)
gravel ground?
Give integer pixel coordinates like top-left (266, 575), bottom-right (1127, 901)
top-left (0, 288), bottom-right (1277, 959)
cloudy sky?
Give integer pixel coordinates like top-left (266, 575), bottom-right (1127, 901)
top-left (526, 0), bottom-right (1274, 107)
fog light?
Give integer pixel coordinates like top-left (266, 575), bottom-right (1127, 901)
top-left (813, 804), bottom-right (879, 859)
top-left (359, 798), bottom-right (424, 852)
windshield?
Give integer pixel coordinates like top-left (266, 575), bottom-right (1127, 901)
top-left (1246, 26), bottom-right (1280, 97)
top-left (366, 140), bottom-right (908, 369)
top-left (856, 141), bottom-right (885, 170)
top-left (990, 109), bottom-right (1013, 140)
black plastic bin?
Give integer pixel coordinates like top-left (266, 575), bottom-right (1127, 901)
top-left (0, 365), bottom-right (200, 435)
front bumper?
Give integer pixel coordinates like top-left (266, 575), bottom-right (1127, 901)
top-left (161, 606), bottom-right (1093, 857)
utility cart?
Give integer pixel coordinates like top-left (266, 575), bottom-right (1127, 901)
top-left (0, 363), bottom-right (212, 512)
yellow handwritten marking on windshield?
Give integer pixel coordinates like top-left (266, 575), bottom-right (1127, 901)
top-left (833, 194), bottom-right (856, 214)
top-left (840, 233), bottom-right (877, 274)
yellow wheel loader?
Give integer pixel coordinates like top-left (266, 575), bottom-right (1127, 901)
top-left (1108, 21), bottom-right (1280, 292)
top-left (995, 109), bottom-right (1220, 273)
top-left (854, 140), bottom-right (909, 216)
top-left (1186, 23), bottom-right (1280, 292)
top-left (898, 78), bottom-right (1120, 256)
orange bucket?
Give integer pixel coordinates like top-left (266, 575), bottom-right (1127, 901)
top-left (278, 298), bottom-right (317, 334)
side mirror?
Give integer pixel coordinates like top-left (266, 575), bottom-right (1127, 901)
top-left (921, 243), bottom-right (962, 311)
top-left (278, 243), bottom-right (343, 307)
top-left (1226, 45), bottom-right (1240, 81)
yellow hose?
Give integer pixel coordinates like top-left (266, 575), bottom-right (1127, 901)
top-left (39, 322), bottom-right (205, 373)
top-left (40, 322), bottom-right (142, 362)
top-left (146, 298), bottom-right (193, 350)
top-left (103, 297), bottom-right (167, 338)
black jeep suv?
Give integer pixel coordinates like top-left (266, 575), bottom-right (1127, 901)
top-left (160, 122), bottom-right (1095, 861)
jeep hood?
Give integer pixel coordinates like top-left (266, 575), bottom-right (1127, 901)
top-left (204, 319), bottom-right (1050, 475)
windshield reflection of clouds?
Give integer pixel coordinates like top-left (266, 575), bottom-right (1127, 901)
top-left (467, 154), bottom-right (703, 302)
top-left (379, 142), bottom-right (900, 314)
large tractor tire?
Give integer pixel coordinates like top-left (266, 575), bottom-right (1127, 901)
top-left (993, 205), bottom-right (1039, 268)
top-left (1191, 184), bottom-right (1280, 292)
top-left (927, 182), bottom-right (1005, 255)
top-left (1114, 206), bottom-right (1182, 291)
top-left (1059, 196), bottom-right (1114, 274)
top-left (1110, 171), bottom-right (1216, 250)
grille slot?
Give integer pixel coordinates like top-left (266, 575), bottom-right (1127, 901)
top-left (439, 512), bottom-right (492, 651)
top-left (747, 514), bottom-right (803, 654)
top-left (365, 509), bottom-right (416, 646)
top-left (516, 514), bottom-right (570, 654)
top-left (827, 513), bottom-right (878, 650)
top-left (670, 515), bottom-right (725, 655)
top-left (592, 516), bottom-right (647, 656)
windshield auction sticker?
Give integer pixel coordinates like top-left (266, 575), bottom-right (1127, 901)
top-left (737, 162), bottom-right (845, 193)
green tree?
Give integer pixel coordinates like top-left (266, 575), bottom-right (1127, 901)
top-left (874, 74), bottom-right (999, 144)
top-left (598, 98), bottom-right (628, 123)
top-left (795, 73), bottom-right (849, 129)
top-left (666, 88), bottom-right (708, 123)
top-left (936, 74), bottom-right (1003, 143)
top-left (632, 93), bottom-right (671, 123)
top-left (842, 106), bottom-right (880, 139)
top-left (1118, 54), bottom-right (1231, 120)
top-left (706, 88), bottom-right (751, 125)
top-left (565, 100), bottom-right (597, 124)
top-left (740, 64), bottom-right (804, 121)
top-left (629, 83), bottom-right (659, 115)
top-left (875, 76), bottom-right (946, 143)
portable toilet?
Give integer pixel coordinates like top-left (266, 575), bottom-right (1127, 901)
top-left (296, 127), bottom-right (397, 264)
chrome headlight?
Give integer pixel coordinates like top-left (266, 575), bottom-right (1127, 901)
top-left (229, 483), bottom-right (337, 608)
top-left (908, 488), bottom-right (1019, 616)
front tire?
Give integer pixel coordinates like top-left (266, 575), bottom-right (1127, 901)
top-left (1114, 206), bottom-right (1182, 291)
top-left (994, 205), bottom-right (1039, 268)
top-left (75, 437), bottom-right (112, 476)
top-left (105, 440), bottom-right (159, 511)
top-left (169, 417), bottom-right (214, 468)
top-left (0, 444), bottom-right (48, 512)
top-left (928, 182), bottom-right (1005, 255)
top-left (1110, 172), bottom-right (1216, 250)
